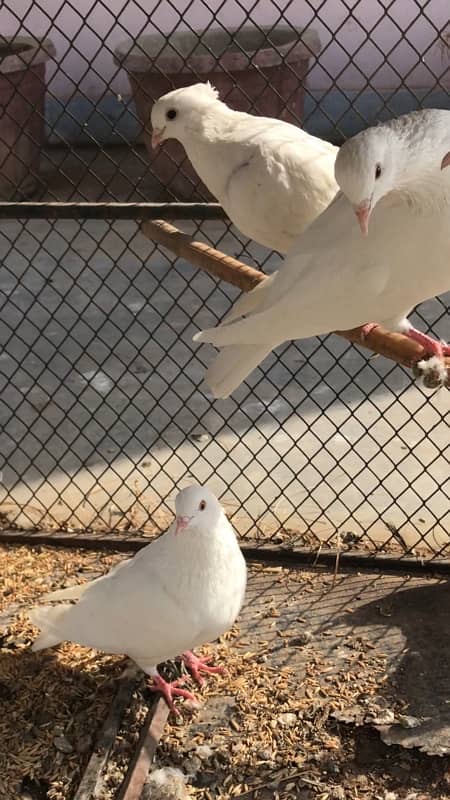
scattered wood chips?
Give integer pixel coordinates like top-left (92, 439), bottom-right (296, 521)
top-left (3, 547), bottom-right (450, 800)
top-left (0, 545), bottom-right (126, 800)
top-left (155, 565), bottom-right (450, 800)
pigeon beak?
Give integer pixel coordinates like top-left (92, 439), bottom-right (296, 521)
top-left (441, 151), bottom-right (450, 170)
top-left (353, 201), bottom-right (371, 236)
top-left (151, 127), bottom-right (165, 149)
top-left (175, 515), bottom-right (191, 535)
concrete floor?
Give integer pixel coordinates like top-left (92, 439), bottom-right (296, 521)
top-left (0, 148), bottom-right (448, 549)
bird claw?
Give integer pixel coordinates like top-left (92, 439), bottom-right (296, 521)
top-left (148, 674), bottom-right (198, 714)
top-left (182, 651), bottom-right (224, 685)
top-left (412, 356), bottom-right (449, 390)
top-left (403, 328), bottom-right (449, 390)
top-left (405, 327), bottom-right (450, 359)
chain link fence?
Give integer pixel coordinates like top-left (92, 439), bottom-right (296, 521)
top-left (0, 1), bottom-right (448, 562)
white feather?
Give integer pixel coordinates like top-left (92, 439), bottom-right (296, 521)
top-left (150, 83), bottom-right (338, 254)
top-left (194, 109), bottom-right (450, 397)
top-left (29, 486), bottom-right (247, 676)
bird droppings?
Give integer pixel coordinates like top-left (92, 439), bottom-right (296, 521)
top-left (276, 712), bottom-right (298, 728)
top-left (143, 767), bottom-right (188, 800)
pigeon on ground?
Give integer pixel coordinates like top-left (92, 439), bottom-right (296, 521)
top-left (193, 109), bottom-right (450, 399)
top-left (150, 82), bottom-right (338, 254)
top-left (29, 486), bottom-right (247, 712)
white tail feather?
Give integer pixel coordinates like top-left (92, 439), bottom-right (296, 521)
top-left (40, 583), bottom-right (86, 603)
top-left (29, 605), bottom-right (68, 651)
top-left (205, 343), bottom-right (272, 398)
top-left (222, 274), bottom-right (275, 326)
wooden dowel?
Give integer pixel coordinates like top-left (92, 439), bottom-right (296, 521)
top-left (142, 220), bottom-right (449, 388)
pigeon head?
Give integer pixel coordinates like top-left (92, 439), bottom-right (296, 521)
top-left (334, 127), bottom-right (398, 236)
top-left (150, 82), bottom-right (220, 148)
top-left (174, 485), bottom-right (222, 535)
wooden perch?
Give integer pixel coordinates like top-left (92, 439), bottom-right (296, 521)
top-left (142, 220), bottom-right (449, 389)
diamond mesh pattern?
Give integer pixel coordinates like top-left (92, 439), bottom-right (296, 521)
top-left (0, 1), bottom-right (448, 560)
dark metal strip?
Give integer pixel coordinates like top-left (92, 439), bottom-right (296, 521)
top-left (0, 201), bottom-right (226, 220)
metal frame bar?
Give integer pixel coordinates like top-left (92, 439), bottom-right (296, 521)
top-left (0, 202), bottom-right (226, 220)
top-left (1, 526), bottom-right (449, 577)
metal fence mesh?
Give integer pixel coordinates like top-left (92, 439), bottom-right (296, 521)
top-left (0, 1), bottom-right (448, 560)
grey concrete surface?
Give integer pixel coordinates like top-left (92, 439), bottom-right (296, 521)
top-left (0, 148), bottom-right (448, 548)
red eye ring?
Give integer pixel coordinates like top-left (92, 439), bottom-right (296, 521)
top-left (199, 500), bottom-right (206, 511)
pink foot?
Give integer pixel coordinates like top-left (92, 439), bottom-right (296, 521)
top-left (182, 650), bottom-right (224, 686)
top-left (405, 327), bottom-right (450, 359)
top-left (360, 322), bottom-right (379, 341)
top-left (148, 673), bottom-right (197, 714)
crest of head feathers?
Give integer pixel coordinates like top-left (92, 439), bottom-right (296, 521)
top-left (204, 81), bottom-right (220, 101)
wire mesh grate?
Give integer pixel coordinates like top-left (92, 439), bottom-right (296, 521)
top-left (0, 1), bottom-right (448, 562)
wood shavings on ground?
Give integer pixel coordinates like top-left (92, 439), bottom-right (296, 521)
top-left (3, 548), bottom-right (450, 800)
top-left (0, 544), bottom-right (124, 614)
top-left (155, 565), bottom-right (450, 800)
top-left (0, 545), bottom-right (128, 800)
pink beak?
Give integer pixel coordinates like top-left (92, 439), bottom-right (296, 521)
top-left (175, 515), bottom-right (190, 535)
top-left (354, 202), bottom-right (371, 236)
top-left (151, 127), bottom-right (165, 149)
top-left (441, 151), bottom-right (450, 170)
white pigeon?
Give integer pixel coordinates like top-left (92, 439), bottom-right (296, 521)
top-left (150, 82), bottom-right (338, 254)
top-left (29, 486), bottom-right (247, 712)
top-left (193, 109), bottom-right (450, 399)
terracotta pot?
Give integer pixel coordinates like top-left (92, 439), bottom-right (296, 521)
top-left (114, 26), bottom-right (321, 200)
top-left (0, 36), bottom-right (55, 199)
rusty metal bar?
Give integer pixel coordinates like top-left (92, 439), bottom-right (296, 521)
top-left (0, 201), bottom-right (225, 220)
top-left (74, 664), bottom-right (140, 800)
top-left (142, 220), bottom-right (450, 386)
top-left (2, 526), bottom-right (450, 576)
top-left (73, 665), bottom-right (170, 800)
top-left (118, 698), bottom-right (169, 800)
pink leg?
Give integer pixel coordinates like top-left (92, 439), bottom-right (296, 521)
top-left (405, 327), bottom-right (450, 359)
top-left (148, 673), bottom-right (197, 714)
top-left (182, 650), bottom-right (224, 686)
top-left (360, 322), bottom-right (380, 341)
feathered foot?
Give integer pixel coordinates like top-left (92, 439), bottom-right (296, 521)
top-left (148, 673), bottom-right (197, 714)
top-left (404, 327), bottom-right (450, 359)
top-left (182, 650), bottom-right (224, 686)
top-left (412, 357), bottom-right (449, 390)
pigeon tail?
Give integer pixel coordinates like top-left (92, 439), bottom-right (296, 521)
top-left (221, 275), bottom-right (275, 326)
top-left (405, 327), bottom-right (450, 359)
top-left (194, 309), bottom-right (275, 347)
top-left (41, 583), bottom-right (86, 603)
top-left (205, 343), bottom-right (273, 398)
top-left (29, 605), bottom-right (68, 651)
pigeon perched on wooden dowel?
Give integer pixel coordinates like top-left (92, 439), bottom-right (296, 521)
top-left (29, 486), bottom-right (247, 712)
top-left (150, 82), bottom-right (338, 254)
top-left (193, 109), bottom-right (450, 399)
top-left (335, 111), bottom-right (450, 358)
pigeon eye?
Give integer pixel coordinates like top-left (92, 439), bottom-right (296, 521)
top-left (166, 108), bottom-right (177, 121)
top-left (199, 500), bottom-right (206, 511)
top-left (375, 164), bottom-right (382, 180)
